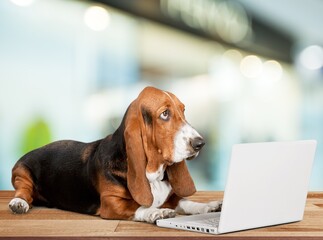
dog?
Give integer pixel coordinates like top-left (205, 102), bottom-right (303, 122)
top-left (9, 86), bottom-right (221, 223)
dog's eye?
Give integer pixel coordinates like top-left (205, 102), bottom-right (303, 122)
top-left (160, 109), bottom-right (170, 121)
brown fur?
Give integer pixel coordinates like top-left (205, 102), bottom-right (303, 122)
top-left (97, 174), bottom-right (140, 219)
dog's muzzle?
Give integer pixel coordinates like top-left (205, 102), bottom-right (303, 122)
top-left (190, 137), bottom-right (205, 152)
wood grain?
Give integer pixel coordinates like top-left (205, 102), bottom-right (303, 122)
top-left (0, 191), bottom-right (322, 239)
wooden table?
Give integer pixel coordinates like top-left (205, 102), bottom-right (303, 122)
top-left (0, 191), bottom-right (322, 239)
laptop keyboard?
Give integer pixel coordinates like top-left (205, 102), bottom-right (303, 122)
top-left (189, 215), bottom-right (220, 227)
top-left (201, 217), bottom-right (220, 226)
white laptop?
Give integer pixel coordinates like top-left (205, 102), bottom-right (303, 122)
top-left (157, 140), bottom-right (317, 234)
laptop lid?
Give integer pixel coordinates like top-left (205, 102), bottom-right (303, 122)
top-left (218, 140), bottom-right (317, 234)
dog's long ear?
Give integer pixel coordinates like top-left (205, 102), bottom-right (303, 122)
top-left (124, 100), bottom-right (153, 207)
top-left (167, 161), bottom-right (196, 197)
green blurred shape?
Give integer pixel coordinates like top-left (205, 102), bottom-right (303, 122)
top-left (21, 118), bottom-right (52, 155)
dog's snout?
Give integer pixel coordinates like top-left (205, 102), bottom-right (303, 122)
top-left (191, 137), bottom-right (205, 151)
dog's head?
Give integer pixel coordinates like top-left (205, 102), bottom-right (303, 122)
top-left (124, 87), bottom-right (205, 206)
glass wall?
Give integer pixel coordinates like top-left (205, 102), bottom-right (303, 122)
top-left (1, 0), bottom-right (322, 191)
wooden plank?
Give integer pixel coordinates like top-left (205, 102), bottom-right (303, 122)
top-left (0, 191), bottom-right (322, 239)
top-left (0, 220), bottom-right (119, 237)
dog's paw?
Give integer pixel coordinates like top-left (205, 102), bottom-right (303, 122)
top-left (9, 198), bottom-right (30, 214)
top-left (175, 199), bottom-right (222, 215)
top-left (134, 207), bottom-right (176, 223)
top-left (205, 200), bottom-right (222, 212)
top-left (192, 202), bottom-right (217, 214)
top-left (149, 208), bottom-right (176, 223)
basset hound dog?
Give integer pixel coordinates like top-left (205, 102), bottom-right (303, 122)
top-left (9, 86), bottom-right (221, 223)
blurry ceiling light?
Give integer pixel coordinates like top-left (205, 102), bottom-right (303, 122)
top-left (215, 1), bottom-right (250, 44)
top-left (263, 60), bottom-right (283, 81)
top-left (223, 49), bottom-right (243, 62)
top-left (84, 6), bottom-right (110, 31)
top-left (240, 55), bottom-right (263, 78)
top-left (10, 0), bottom-right (34, 7)
top-left (299, 45), bottom-right (323, 70)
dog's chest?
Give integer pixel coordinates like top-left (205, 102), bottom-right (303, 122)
top-left (149, 179), bottom-right (172, 207)
top-left (146, 165), bottom-right (172, 207)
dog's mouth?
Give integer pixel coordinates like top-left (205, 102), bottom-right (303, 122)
top-left (165, 152), bottom-right (199, 165)
top-left (186, 152), bottom-right (199, 161)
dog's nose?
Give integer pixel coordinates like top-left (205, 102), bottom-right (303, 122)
top-left (191, 137), bottom-right (205, 151)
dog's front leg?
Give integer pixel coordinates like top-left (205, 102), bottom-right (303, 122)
top-left (175, 199), bottom-right (222, 215)
top-left (161, 193), bottom-right (221, 215)
top-left (99, 192), bottom-right (175, 223)
top-left (133, 191), bottom-right (178, 223)
top-left (99, 193), bottom-right (140, 220)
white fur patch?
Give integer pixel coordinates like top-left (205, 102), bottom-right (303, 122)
top-left (146, 165), bottom-right (172, 207)
top-left (175, 199), bottom-right (221, 215)
top-left (173, 123), bottom-right (202, 162)
top-left (9, 197), bottom-right (30, 214)
top-left (133, 206), bottom-right (176, 223)
top-left (146, 164), bottom-right (164, 182)
top-left (149, 180), bottom-right (172, 207)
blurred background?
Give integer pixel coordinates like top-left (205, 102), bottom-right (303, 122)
top-left (1, 0), bottom-right (322, 190)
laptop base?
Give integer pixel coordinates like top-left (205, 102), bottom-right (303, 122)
top-left (157, 212), bottom-right (220, 235)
